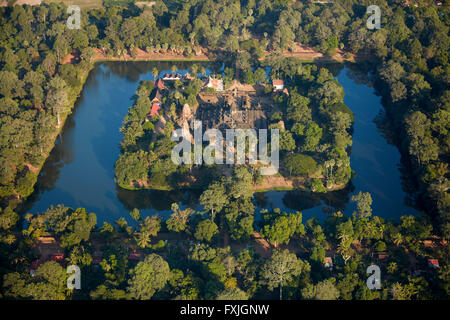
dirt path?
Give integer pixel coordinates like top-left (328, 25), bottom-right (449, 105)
top-left (24, 163), bottom-right (40, 174)
top-left (63, 40), bottom-right (358, 67)
top-left (254, 176), bottom-right (303, 191)
top-left (94, 47), bottom-right (210, 62)
top-left (251, 232), bottom-right (272, 258)
top-left (0, 0), bottom-right (41, 6)
top-left (282, 45), bottom-right (354, 62)
top-left (61, 52), bottom-right (76, 65)
top-left (253, 175), bottom-right (346, 192)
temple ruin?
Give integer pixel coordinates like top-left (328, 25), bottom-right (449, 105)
top-left (195, 86), bottom-right (274, 133)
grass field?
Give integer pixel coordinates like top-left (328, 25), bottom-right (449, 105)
top-left (0, 0), bottom-right (41, 6)
top-left (43, 0), bottom-right (104, 9)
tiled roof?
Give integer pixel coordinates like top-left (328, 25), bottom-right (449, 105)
top-left (155, 78), bottom-right (165, 89)
top-left (150, 88), bottom-right (163, 102)
top-left (151, 103), bottom-right (160, 116)
top-left (428, 259), bottom-right (439, 266)
top-left (272, 79), bottom-right (284, 86)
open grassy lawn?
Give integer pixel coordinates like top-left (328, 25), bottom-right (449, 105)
top-left (0, 0), bottom-right (41, 6)
top-left (43, 0), bottom-right (104, 9)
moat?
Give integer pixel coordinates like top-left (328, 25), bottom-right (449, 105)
top-left (22, 61), bottom-right (420, 224)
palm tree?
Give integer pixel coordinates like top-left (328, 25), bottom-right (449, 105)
top-left (152, 67), bottom-right (159, 79)
top-left (392, 233), bottom-right (403, 247)
top-left (191, 64), bottom-right (198, 75)
top-left (136, 231), bottom-right (150, 248)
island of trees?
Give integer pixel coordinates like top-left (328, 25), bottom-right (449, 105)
top-left (114, 61), bottom-right (353, 192)
top-left (0, 0), bottom-right (448, 301)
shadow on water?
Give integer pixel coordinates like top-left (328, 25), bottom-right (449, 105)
top-left (337, 63), bottom-right (420, 218)
top-left (116, 186), bottom-right (203, 212)
top-left (22, 61), bottom-right (420, 225)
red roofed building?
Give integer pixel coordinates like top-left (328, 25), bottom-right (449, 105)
top-left (155, 78), bottom-right (166, 90)
top-left (428, 259), bottom-right (440, 269)
top-left (50, 253), bottom-right (67, 267)
top-left (377, 252), bottom-right (388, 261)
top-left (50, 253), bottom-right (64, 261)
top-left (324, 257), bottom-right (333, 268)
top-left (272, 79), bottom-right (284, 91)
top-left (150, 103), bottom-right (160, 116)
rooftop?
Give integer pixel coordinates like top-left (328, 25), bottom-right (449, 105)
top-left (272, 79), bottom-right (284, 86)
top-left (428, 259), bottom-right (439, 268)
top-left (151, 103), bottom-right (160, 116)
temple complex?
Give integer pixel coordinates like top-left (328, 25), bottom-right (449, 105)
top-left (195, 86), bottom-right (274, 133)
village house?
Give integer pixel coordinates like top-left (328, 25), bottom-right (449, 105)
top-left (324, 257), bottom-right (333, 269)
top-left (50, 253), bottom-right (67, 267)
top-left (377, 252), bottom-right (389, 263)
top-left (150, 103), bottom-right (161, 117)
top-left (272, 79), bottom-right (284, 91)
top-left (428, 259), bottom-right (440, 269)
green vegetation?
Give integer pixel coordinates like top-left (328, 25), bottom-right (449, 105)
top-left (1, 196), bottom-right (447, 300)
top-left (114, 63), bottom-right (353, 191)
top-left (0, 2), bottom-right (97, 210)
top-left (0, 0), bottom-right (448, 301)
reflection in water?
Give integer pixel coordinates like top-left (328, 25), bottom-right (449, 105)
top-left (23, 62), bottom-right (419, 225)
top-left (116, 186), bottom-right (203, 212)
top-left (336, 64), bottom-right (419, 218)
top-left (105, 61), bottom-right (224, 81)
top-left (254, 183), bottom-right (355, 222)
top-left (23, 61), bottom-right (218, 223)
top-left (254, 63), bottom-right (420, 221)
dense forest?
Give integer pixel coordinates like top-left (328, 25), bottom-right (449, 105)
top-left (0, 0), bottom-right (448, 300)
top-left (3, 187), bottom-right (447, 300)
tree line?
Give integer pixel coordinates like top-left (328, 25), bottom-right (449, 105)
top-left (1, 184), bottom-right (447, 300)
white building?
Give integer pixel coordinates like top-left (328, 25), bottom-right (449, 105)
top-left (272, 79), bottom-right (284, 91)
